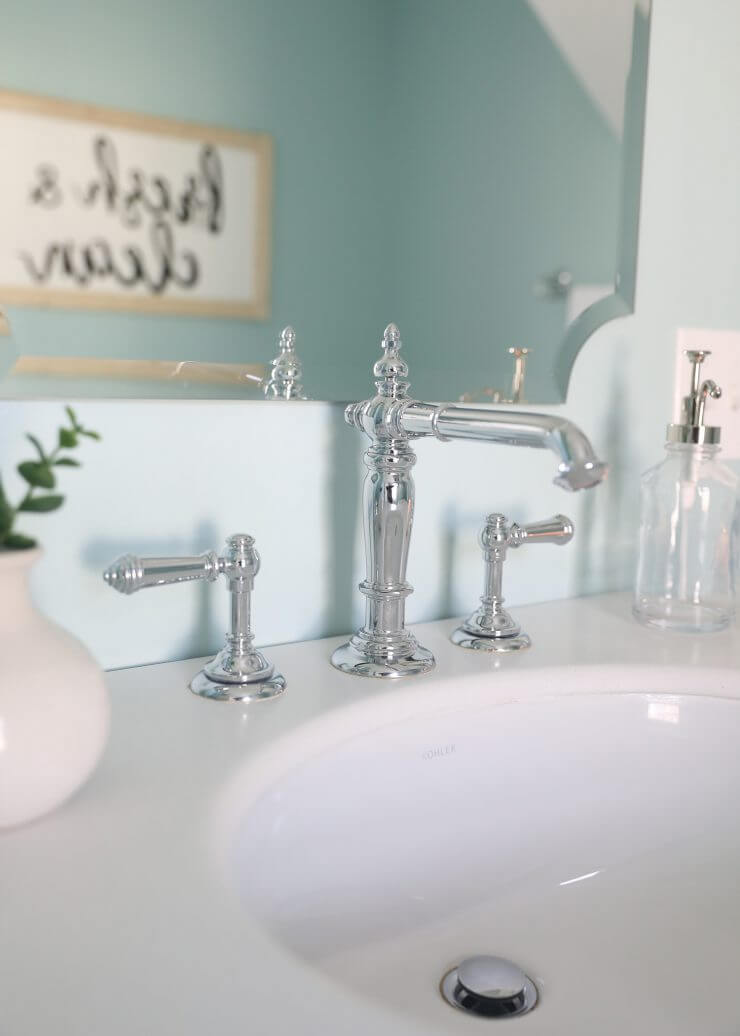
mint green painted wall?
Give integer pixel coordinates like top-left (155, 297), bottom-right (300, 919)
top-left (1, 0), bottom-right (624, 403)
top-left (390, 0), bottom-right (621, 402)
top-left (0, 0), bottom-right (390, 400)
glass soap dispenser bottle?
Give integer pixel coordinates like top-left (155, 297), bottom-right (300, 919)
top-left (634, 349), bottom-right (738, 632)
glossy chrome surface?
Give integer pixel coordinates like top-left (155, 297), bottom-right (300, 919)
top-left (104, 534), bottom-right (285, 702)
top-left (147, 324), bottom-right (308, 401)
top-left (508, 346), bottom-right (529, 404)
top-left (331, 324), bottom-right (605, 678)
top-left (666, 349), bottom-right (722, 445)
top-left (103, 550), bottom-right (220, 593)
top-left (452, 512), bottom-right (573, 652)
top-left (262, 325), bottom-right (308, 400)
top-left (440, 956), bottom-right (538, 1018)
top-left (400, 405), bottom-right (607, 491)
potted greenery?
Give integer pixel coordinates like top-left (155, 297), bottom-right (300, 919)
top-left (0, 407), bottom-right (110, 828)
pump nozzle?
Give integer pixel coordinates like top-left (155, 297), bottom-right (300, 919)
top-left (667, 350), bottom-right (722, 445)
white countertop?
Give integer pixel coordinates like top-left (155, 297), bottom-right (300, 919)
top-left (2, 592), bottom-right (739, 1036)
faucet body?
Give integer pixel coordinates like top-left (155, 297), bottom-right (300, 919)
top-left (330, 325), bottom-right (607, 679)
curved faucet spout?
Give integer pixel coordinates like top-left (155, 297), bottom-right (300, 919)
top-left (400, 403), bottom-right (608, 491)
top-left (331, 324), bottom-right (607, 681)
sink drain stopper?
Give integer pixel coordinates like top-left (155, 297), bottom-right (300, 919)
top-left (441, 956), bottom-right (538, 1019)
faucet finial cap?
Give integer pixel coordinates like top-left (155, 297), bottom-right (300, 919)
top-left (374, 323), bottom-right (409, 398)
top-left (279, 325), bottom-right (296, 350)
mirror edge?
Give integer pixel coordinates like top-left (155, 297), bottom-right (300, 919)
top-left (555, 1), bottom-right (651, 401)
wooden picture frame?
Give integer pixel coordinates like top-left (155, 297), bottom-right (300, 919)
top-left (0, 90), bottom-right (273, 322)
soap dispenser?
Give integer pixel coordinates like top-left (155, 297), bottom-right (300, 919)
top-left (634, 350), bottom-right (738, 631)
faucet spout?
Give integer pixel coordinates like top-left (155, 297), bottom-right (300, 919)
top-left (331, 324), bottom-right (606, 681)
top-left (400, 403), bottom-right (608, 491)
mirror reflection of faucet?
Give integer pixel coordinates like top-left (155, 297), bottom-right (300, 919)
top-left (458, 346), bottom-right (529, 404)
top-left (261, 326), bottom-right (308, 399)
top-left (169, 325), bottom-right (308, 399)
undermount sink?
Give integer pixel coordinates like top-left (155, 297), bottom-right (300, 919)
top-left (224, 665), bottom-right (740, 1035)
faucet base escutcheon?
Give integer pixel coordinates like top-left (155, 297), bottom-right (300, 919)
top-left (330, 638), bottom-right (434, 679)
top-left (450, 626), bottom-right (532, 654)
top-left (191, 667), bottom-right (286, 702)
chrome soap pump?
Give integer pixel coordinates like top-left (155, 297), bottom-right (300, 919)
top-left (634, 350), bottom-right (738, 632)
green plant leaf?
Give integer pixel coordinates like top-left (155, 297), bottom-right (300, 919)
top-left (3, 532), bottom-right (37, 550)
top-left (54, 457), bottom-right (81, 467)
top-left (19, 493), bottom-right (64, 513)
top-left (65, 405), bottom-right (80, 429)
top-left (80, 428), bottom-right (101, 441)
top-left (18, 461), bottom-right (56, 489)
top-left (59, 427), bottom-right (78, 449)
top-left (0, 481), bottom-right (13, 538)
top-left (26, 434), bottom-right (48, 463)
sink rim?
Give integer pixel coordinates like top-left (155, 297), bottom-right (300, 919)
top-left (210, 661), bottom-right (740, 883)
top-left (213, 664), bottom-right (740, 1033)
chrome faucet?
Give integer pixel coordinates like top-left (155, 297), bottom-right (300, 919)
top-left (330, 324), bottom-right (607, 680)
top-left (451, 512), bottom-right (574, 653)
top-left (104, 534), bottom-right (286, 702)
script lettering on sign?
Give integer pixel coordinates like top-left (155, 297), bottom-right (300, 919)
top-left (0, 91), bottom-right (272, 318)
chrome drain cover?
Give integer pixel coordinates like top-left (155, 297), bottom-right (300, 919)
top-left (441, 956), bottom-right (538, 1019)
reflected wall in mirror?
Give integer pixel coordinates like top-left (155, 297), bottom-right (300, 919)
top-left (0, 0), bottom-right (650, 403)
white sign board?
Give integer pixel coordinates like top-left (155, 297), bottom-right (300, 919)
top-left (0, 91), bottom-right (272, 319)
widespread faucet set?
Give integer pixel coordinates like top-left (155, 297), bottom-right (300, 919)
top-left (104, 324), bottom-right (607, 700)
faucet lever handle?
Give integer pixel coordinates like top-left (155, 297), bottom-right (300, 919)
top-left (509, 514), bottom-right (574, 548)
top-left (452, 511), bottom-right (574, 653)
top-left (103, 534), bottom-right (285, 703)
top-left (103, 551), bottom-right (220, 594)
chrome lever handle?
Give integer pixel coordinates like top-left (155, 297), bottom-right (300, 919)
top-left (103, 551), bottom-right (220, 595)
top-left (451, 511), bottom-right (574, 653)
top-left (103, 534), bottom-right (285, 703)
top-left (508, 514), bottom-right (574, 548)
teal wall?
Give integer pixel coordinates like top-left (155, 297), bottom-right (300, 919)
top-left (389, 0), bottom-right (620, 402)
top-left (1, 0), bottom-right (621, 403)
top-left (0, 0), bottom-right (390, 400)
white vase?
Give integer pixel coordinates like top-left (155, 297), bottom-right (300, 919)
top-left (0, 548), bottom-right (109, 828)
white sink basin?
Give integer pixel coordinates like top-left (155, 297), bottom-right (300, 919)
top-left (225, 666), bottom-right (740, 1035)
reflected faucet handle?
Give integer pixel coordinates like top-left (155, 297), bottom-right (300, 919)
top-left (508, 347), bottom-right (529, 403)
top-left (451, 512), bottom-right (574, 653)
top-left (103, 534), bottom-right (285, 703)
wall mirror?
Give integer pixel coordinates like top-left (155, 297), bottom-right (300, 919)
top-left (0, 0), bottom-right (650, 404)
